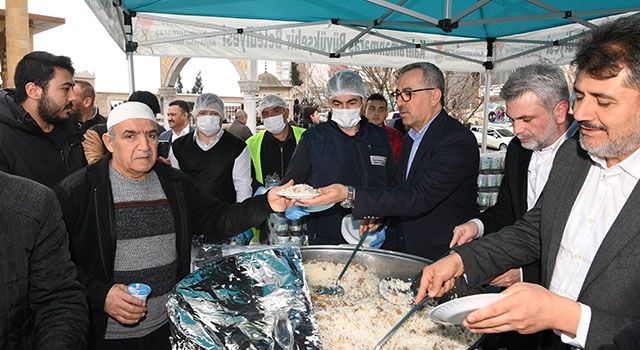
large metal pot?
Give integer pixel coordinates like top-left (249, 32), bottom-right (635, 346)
top-left (300, 245), bottom-right (485, 350)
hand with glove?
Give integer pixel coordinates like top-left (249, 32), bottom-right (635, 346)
top-left (253, 186), bottom-right (267, 196)
top-left (233, 229), bottom-right (254, 246)
top-left (367, 225), bottom-right (387, 249)
top-left (285, 205), bottom-right (310, 220)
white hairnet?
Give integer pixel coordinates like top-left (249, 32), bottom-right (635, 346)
top-left (258, 94), bottom-right (287, 115)
top-left (193, 93), bottom-right (225, 118)
top-left (326, 70), bottom-right (367, 99)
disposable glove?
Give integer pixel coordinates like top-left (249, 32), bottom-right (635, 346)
top-left (254, 186), bottom-right (267, 196)
top-left (368, 225), bottom-right (387, 249)
top-left (285, 205), bottom-right (310, 220)
top-left (233, 229), bottom-right (254, 246)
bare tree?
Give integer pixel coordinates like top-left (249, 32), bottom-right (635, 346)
top-left (357, 66), bottom-right (398, 109)
top-left (443, 71), bottom-right (483, 124)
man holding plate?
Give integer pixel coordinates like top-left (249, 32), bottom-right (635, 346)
top-left (283, 70), bottom-right (395, 247)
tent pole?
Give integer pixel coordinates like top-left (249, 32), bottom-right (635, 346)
top-left (124, 12), bottom-right (137, 93)
top-left (481, 68), bottom-right (490, 153)
top-left (127, 52), bottom-right (136, 94)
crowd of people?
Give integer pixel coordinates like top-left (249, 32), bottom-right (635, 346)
top-left (0, 14), bottom-right (639, 350)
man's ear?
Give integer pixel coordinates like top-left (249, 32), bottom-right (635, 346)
top-left (431, 88), bottom-right (443, 107)
top-left (554, 100), bottom-right (570, 125)
top-left (102, 131), bottom-right (115, 153)
top-left (25, 82), bottom-right (42, 101)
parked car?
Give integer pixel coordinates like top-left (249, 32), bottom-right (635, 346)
top-left (470, 126), bottom-right (515, 151)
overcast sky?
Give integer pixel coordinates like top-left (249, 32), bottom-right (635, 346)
top-left (3, 0), bottom-right (253, 95)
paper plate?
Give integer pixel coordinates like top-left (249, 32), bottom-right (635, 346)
top-left (428, 293), bottom-right (507, 325)
top-left (278, 192), bottom-right (319, 199)
top-left (341, 214), bottom-right (377, 247)
top-left (302, 203), bottom-right (334, 213)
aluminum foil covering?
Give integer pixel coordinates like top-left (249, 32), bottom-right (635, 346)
top-left (168, 246), bottom-right (323, 350)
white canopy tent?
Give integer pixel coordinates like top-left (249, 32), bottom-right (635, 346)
top-left (86, 0), bottom-right (639, 150)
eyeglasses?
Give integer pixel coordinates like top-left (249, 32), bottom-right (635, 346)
top-left (390, 88), bottom-right (436, 102)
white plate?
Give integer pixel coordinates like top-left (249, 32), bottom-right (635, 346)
top-left (302, 203), bottom-right (334, 213)
top-left (277, 192), bottom-right (320, 199)
top-left (341, 214), bottom-right (377, 246)
top-left (429, 293), bottom-right (507, 325)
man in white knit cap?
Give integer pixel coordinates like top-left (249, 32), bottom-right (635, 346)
top-left (54, 101), bottom-right (293, 349)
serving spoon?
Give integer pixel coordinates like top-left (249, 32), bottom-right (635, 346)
top-left (315, 229), bottom-right (369, 296)
top-left (378, 270), bottom-right (422, 305)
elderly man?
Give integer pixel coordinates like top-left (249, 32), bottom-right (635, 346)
top-left (283, 70), bottom-right (395, 246)
top-left (158, 99), bottom-right (193, 161)
top-left (71, 80), bottom-right (107, 134)
top-left (54, 101), bottom-right (293, 349)
top-left (226, 109), bottom-right (253, 141)
top-left (0, 51), bottom-right (86, 188)
top-left (246, 94), bottom-right (305, 188)
top-left (300, 62), bottom-right (479, 260)
top-left (416, 16), bottom-right (640, 349)
top-left (451, 63), bottom-right (577, 350)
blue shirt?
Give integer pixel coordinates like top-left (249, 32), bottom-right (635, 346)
top-left (406, 111), bottom-right (440, 179)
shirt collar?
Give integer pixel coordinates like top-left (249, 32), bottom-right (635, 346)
top-left (590, 145), bottom-right (640, 180)
top-left (194, 128), bottom-right (224, 149)
top-left (533, 121), bottom-right (579, 156)
top-left (408, 110), bottom-right (440, 141)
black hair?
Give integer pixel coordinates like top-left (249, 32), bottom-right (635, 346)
top-left (169, 99), bottom-right (190, 114)
top-left (128, 91), bottom-right (161, 114)
top-left (14, 51), bottom-right (75, 103)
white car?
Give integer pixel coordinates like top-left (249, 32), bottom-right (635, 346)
top-left (470, 126), bottom-right (515, 151)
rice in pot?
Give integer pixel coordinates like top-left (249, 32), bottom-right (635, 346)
top-left (303, 260), bottom-right (481, 350)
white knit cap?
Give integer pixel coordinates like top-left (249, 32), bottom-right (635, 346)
top-left (107, 101), bottom-right (156, 129)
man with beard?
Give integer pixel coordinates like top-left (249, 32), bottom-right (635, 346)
top-left (0, 51), bottom-right (86, 188)
top-left (415, 16), bottom-right (640, 350)
top-left (449, 63), bottom-right (577, 350)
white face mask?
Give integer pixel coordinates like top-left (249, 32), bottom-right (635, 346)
top-left (331, 108), bottom-right (361, 129)
top-left (197, 115), bottom-right (221, 136)
top-left (263, 114), bottom-right (286, 134)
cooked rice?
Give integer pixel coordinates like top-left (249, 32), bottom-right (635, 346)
top-left (303, 260), bottom-right (481, 350)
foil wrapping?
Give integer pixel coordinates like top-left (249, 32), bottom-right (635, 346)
top-left (168, 246), bottom-right (323, 350)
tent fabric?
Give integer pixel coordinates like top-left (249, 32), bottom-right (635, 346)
top-left (88, 0), bottom-right (640, 72)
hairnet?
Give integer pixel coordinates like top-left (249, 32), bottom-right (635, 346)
top-left (193, 93), bottom-right (225, 118)
top-left (326, 70), bottom-right (367, 99)
top-left (258, 94), bottom-right (287, 115)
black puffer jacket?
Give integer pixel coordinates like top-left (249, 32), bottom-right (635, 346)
top-left (0, 89), bottom-right (86, 188)
top-left (0, 171), bottom-right (88, 349)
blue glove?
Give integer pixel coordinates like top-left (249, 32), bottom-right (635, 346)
top-left (285, 205), bottom-right (310, 220)
top-left (368, 226), bottom-right (387, 249)
top-left (254, 186), bottom-right (267, 196)
top-left (233, 229), bottom-right (254, 246)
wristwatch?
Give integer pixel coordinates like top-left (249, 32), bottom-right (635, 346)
top-left (340, 185), bottom-right (355, 208)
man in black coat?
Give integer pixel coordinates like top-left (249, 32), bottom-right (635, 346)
top-left (0, 51), bottom-right (86, 188)
top-left (450, 63), bottom-right (577, 350)
top-left (299, 62), bottom-right (479, 260)
top-left (55, 102), bottom-right (293, 349)
top-left (0, 170), bottom-right (88, 349)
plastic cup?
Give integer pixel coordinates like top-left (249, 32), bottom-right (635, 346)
top-left (127, 283), bottom-right (151, 302)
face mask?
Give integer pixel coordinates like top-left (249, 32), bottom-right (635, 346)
top-left (332, 108), bottom-right (361, 129)
top-left (197, 115), bottom-right (221, 136)
top-left (263, 115), bottom-right (286, 134)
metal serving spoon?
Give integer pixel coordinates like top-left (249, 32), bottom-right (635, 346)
top-left (374, 297), bottom-right (431, 350)
top-left (378, 270), bottom-right (423, 305)
top-left (315, 229), bottom-right (370, 296)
